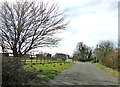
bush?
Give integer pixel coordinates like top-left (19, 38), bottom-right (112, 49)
top-left (32, 63), bottom-right (36, 65)
top-left (46, 65), bottom-right (48, 67)
top-left (48, 62), bottom-right (52, 64)
top-left (91, 57), bottom-right (99, 63)
top-left (53, 64), bottom-right (56, 67)
top-left (46, 70), bottom-right (58, 78)
top-left (39, 69), bottom-right (43, 72)
top-left (2, 56), bottom-right (39, 85)
top-left (30, 63), bottom-right (33, 67)
top-left (104, 52), bottom-right (118, 69)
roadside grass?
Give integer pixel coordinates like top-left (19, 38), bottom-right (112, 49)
top-left (93, 63), bottom-right (118, 77)
top-left (25, 62), bottom-right (76, 85)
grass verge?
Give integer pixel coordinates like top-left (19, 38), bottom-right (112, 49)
top-left (93, 63), bottom-right (118, 77)
top-left (25, 62), bottom-right (76, 85)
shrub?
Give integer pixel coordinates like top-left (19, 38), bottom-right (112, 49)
top-left (104, 52), bottom-right (118, 69)
top-left (47, 74), bottom-right (55, 79)
top-left (91, 57), bottom-right (99, 63)
top-left (39, 69), bottom-right (43, 72)
top-left (30, 63), bottom-right (33, 67)
top-left (53, 64), bottom-right (56, 67)
top-left (2, 56), bottom-right (39, 85)
top-left (46, 65), bottom-right (48, 67)
top-left (32, 63), bottom-right (36, 65)
top-left (48, 62), bottom-right (52, 64)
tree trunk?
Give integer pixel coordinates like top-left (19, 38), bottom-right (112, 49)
top-left (13, 47), bottom-right (18, 57)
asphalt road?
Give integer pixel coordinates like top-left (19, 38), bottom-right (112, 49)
top-left (47, 62), bottom-right (118, 85)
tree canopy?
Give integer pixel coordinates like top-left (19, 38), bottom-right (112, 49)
top-left (0, 0), bottom-right (68, 57)
top-left (73, 42), bottom-right (92, 61)
top-left (93, 40), bottom-right (116, 64)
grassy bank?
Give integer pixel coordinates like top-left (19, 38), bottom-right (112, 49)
top-left (93, 63), bottom-right (118, 77)
top-left (25, 62), bottom-right (76, 85)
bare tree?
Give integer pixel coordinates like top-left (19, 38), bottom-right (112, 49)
top-left (0, 0), bottom-right (68, 57)
top-left (94, 40), bottom-right (116, 64)
top-left (73, 42), bottom-right (92, 61)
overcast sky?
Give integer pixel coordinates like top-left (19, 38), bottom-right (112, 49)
top-left (0, 0), bottom-right (118, 56)
top-left (40, 0), bottom-right (118, 56)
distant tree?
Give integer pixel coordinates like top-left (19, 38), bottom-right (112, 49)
top-left (46, 53), bottom-right (51, 63)
top-left (0, 0), bottom-right (68, 57)
top-left (54, 53), bottom-right (67, 62)
top-left (73, 42), bottom-right (92, 61)
top-left (73, 54), bottom-right (79, 61)
top-left (94, 40), bottom-right (116, 64)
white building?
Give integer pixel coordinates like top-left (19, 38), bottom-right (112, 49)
top-left (66, 59), bottom-right (73, 62)
top-left (66, 55), bottom-right (73, 62)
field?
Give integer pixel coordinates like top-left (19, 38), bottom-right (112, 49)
top-left (22, 59), bottom-right (58, 64)
top-left (25, 62), bottom-right (76, 85)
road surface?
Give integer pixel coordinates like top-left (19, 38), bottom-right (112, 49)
top-left (47, 62), bottom-right (118, 85)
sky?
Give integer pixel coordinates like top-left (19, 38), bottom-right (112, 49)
top-left (0, 0), bottom-right (119, 56)
top-left (39, 0), bottom-right (118, 56)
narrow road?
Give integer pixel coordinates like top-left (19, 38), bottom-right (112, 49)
top-left (47, 62), bottom-right (118, 85)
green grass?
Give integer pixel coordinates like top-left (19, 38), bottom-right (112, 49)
top-left (25, 62), bottom-right (76, 85)
top-left (93, 63), bottom-right (118, 77)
